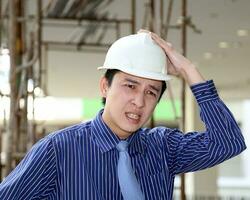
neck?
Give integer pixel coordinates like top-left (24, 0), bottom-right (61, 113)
top-left (101, 112), bottom-right (132, 140)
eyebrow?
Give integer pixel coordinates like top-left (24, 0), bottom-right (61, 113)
top-left (149, 85), bottom-right (160, 93)
top-left (124, 78), bottom-right (160, 93)
top-left (124, 78), bottom-right (140, 85)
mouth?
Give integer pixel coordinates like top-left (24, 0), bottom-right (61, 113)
top-left (125, 112), bottom-right (141, 124)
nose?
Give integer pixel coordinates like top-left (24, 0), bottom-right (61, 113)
top-left (132, 93), bottom-right (145, 108)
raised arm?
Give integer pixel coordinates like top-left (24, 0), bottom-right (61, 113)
top-left (138, 30), bottom-right (247, 174)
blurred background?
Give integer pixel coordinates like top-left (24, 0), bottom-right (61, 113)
top-left (0, 0), bottom-right (249, 199)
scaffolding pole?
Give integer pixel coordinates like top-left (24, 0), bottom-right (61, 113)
top-left (0, 0), bottom-right (2, 180)
top-left (5, 0), bottom-right (17, 175)
top-left (180, 0), bottom-right (187, 199)
top-left (0, 0), bottom-right (2, 46)
top-left (131, 0), bottom-right (136, 33)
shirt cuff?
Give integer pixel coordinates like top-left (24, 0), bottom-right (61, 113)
top-left (190, 80), bottom-right (219, 104)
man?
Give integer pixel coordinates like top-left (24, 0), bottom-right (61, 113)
top-left (0, 30), bottom-right (246, 200)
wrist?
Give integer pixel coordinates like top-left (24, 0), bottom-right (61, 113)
top-left (181, 64), bottom-right (206, 85)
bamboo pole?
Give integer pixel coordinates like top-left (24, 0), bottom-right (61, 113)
top-left (0, 0), bottom-right (2, 46)
top-left (38, 0), bottom-right (42, 88)
top-left (149, 0), bottom-right (155, 32)
top-left (180, 0), bottom-right (187, 200)
top-left (0, 0), bottom-right (2, 181)
top-left (160, 0), bottom-right (163, 35)
top-left (163, 0), bottom-right (173, 38)
top-left (131, 0), bottom-right (136, 33)
top-left (0, 127), bottom-right (1, 180)
top-left (5, 0), bottom-right (17, 175)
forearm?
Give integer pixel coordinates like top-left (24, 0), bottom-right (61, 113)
top-left (180, 63), bottom-right (206, 86)
top-left (192, 80), bottom-right (246, 146)
top-left (171, 80), bottom-right (246, 174)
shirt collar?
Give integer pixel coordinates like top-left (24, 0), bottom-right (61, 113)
top-left (91, 109), bottom-right (146, 154)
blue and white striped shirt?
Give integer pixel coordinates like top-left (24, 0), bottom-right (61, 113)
top-left (0, 80), bottom-right (246, 200)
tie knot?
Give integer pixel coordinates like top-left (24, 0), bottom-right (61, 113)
top-left (116, 141), bottom-right (129, 152)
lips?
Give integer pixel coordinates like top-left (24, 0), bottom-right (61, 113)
top-left (125, 112), bottom-right (141, 124)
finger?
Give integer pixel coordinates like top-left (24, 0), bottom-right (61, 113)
top-left (150, 33), bottom-right (174, 52)
top-left (142, 31), bottom-right (178, 67)
top-left (167, 61), bottom-right (179, 76)
top-left (166, 42), bottom-right (173, 48)
top-left (137, 29), bottom-right (150, 34)
top-left (167, 56), bottom-right (175, 71)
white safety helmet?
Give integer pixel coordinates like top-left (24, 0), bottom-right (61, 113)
top-left (98, 32), bottom-right (171, 81)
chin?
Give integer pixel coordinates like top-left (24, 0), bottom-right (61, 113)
top-left (123, 125), bottom-right (141, 134)
top-left (119, 118), bottom-right (146, 134)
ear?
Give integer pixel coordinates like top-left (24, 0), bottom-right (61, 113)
top-left (99, 76), bottom-right (109, 97)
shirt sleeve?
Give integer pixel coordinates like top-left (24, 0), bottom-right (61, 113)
top-left (164, 80), bottom-right (247, 175)
top-left (0, 136), bottom-right (57, 200)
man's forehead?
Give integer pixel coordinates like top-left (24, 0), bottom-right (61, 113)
top-left (115, 71), bottom-right (162, 89)
top-left (118, 71), bottom-right (161, 83)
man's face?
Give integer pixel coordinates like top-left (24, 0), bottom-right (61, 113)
top-left (100, 71), bottom-right (162, 139)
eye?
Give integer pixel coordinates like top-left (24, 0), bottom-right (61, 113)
top-left (146, 90), bottom-right (157, 97)
top-left (125, 83), bottom-right (135, 89)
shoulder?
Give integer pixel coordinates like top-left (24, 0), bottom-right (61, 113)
top-left (46, 120), bottom-right (92, 148)
top-left (139, 126), bottom-right (185, 147)
top-left (140, 126), bottom-right (182, 139)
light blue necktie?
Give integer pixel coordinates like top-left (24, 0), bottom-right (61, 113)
top-left (116, 141), bottom-right (145, 200)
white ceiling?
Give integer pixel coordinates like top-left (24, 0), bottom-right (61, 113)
top-left (183, 0), bottom-right (250, 99)
top-left (44, 0), bottom-right (250, 100)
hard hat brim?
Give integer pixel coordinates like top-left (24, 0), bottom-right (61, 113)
top-left (97, 65), bottom-right (171, 81)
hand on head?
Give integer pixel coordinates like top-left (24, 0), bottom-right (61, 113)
top-left (137, 29), bottom-right (195, 78)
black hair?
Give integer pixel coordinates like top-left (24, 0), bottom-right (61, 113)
top-left (102, 69), bottom-right (167, 105)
